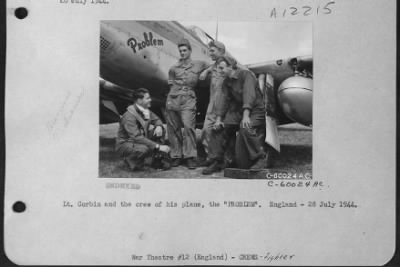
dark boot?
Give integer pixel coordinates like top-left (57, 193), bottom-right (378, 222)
top-left (197, 157), bottom-right (213, 167)
top-left (250, 156), bottom-right (266, 170)
top-left (202, 161), bottom-right (223, 175)
top-left (264, 144), bottom-right (276, 168)
top-left (186, 158), bottom-right (197, 169)
top-left (124, 158), bottom-right (144, 171)
top-left (161, 158), bottom-right (171, 170)
top-left (171, 158), bottom-right (182, 167)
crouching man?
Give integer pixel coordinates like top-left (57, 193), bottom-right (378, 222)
top-left (116, 88), bottom-right (171, 171)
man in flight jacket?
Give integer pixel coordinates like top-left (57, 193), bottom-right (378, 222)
top-left (116, 88), bottom-right (171, 171)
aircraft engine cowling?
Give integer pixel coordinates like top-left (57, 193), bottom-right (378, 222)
top-left (277, 76), bottom-right (312, 126)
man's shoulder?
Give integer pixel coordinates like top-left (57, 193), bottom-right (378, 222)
top-left (170, 61), bottom-right (181, 70)
top-left (191, 59), bottom-right (205, 64)
top-left (122, 108), bottom-right (138, 121)
top-left (192, 59), bottom-right (208, 66)
top-left (190, 60), bottom-right (208, 72)
top-left (237, 67), bottom-right (250, 74)
top-left (237, 68), bottom-right (256, 79)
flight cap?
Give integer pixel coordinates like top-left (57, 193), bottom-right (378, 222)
top-left (217, 55), bottom-right (237, 69)
top-left (208, 40), bottom-right (226, 52)
top-left (178, 38), bottom-right (192, 50)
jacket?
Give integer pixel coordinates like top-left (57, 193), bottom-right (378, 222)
top-left (116, 105), bottom-right (163, 150)
top-left (215, 68), bottom-right (265, 126)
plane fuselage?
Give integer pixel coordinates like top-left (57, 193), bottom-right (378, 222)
top-left (100, 21), bottom-right (212, 117)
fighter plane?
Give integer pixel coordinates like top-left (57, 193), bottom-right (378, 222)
top-left (99, 21), bottom-right (313, 150)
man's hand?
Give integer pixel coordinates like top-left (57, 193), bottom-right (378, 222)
top-left (213, 116), bottom-right (224, 131)
top-left (241, 116), bottom-right (251, 129)
top-left (159, 145), bottom-right (170, 153)
top-left (241, 109), bottom-right (252, 129)
top-left (154, 125), bottom-right (163, 137)
top-left (199, 67), bottom-right (211, 80)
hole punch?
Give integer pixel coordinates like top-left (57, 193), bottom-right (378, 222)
top-left (14, 7), bottom-right (28, 20)
top-left (12, 201), bottom-right (26, 213)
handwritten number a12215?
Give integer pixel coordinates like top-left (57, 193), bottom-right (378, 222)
top-left (269, 1), bottom-right (335, 18)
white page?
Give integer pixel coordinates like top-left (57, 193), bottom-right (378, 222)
top-left (4, 0), bottom-right (396, 265)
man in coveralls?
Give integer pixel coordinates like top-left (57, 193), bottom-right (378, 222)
top-left (198, 40), bottom-right (226, 165)
top-left (166, 38), bottom-right (208, 169)
top-left (202, 56), bottom-right (267, 174)
top-left (116, 88), bottom-right (171, 171)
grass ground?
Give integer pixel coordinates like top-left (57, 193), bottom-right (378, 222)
top-left (99, 123), bottom-right (312, 178)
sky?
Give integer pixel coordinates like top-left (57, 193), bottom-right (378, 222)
top-left (181, 21), bottom-right (312, 65)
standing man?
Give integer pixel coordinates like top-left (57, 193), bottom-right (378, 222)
top-left (116, 88), bottom-right (171, 171)
top-left (166, 38), bottom-right (208, 169)
top-left (199, 40), bottom-right (226, 164)
top-left (202, 56), bottom-right (268, 174)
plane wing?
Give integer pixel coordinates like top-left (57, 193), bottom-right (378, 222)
top-left (246, 55), bottom-right (313, 125)
top-left (246, 55), bottom-right (312, 85)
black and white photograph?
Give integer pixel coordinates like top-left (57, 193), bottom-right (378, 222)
top-left (99, 21), bottom-right (313, 179)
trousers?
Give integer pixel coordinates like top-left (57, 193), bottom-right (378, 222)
top-left (208, 124), bottom-right (266, 169)
top-left (166, 93), bottom-right (197, 159)
top-left (116, 128), bottom-right (168, 169)
top-left (200, 113), bottom-right (217, 155)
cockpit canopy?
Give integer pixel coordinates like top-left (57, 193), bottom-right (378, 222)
top-left (186, 25), bottom-right (215, 47)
